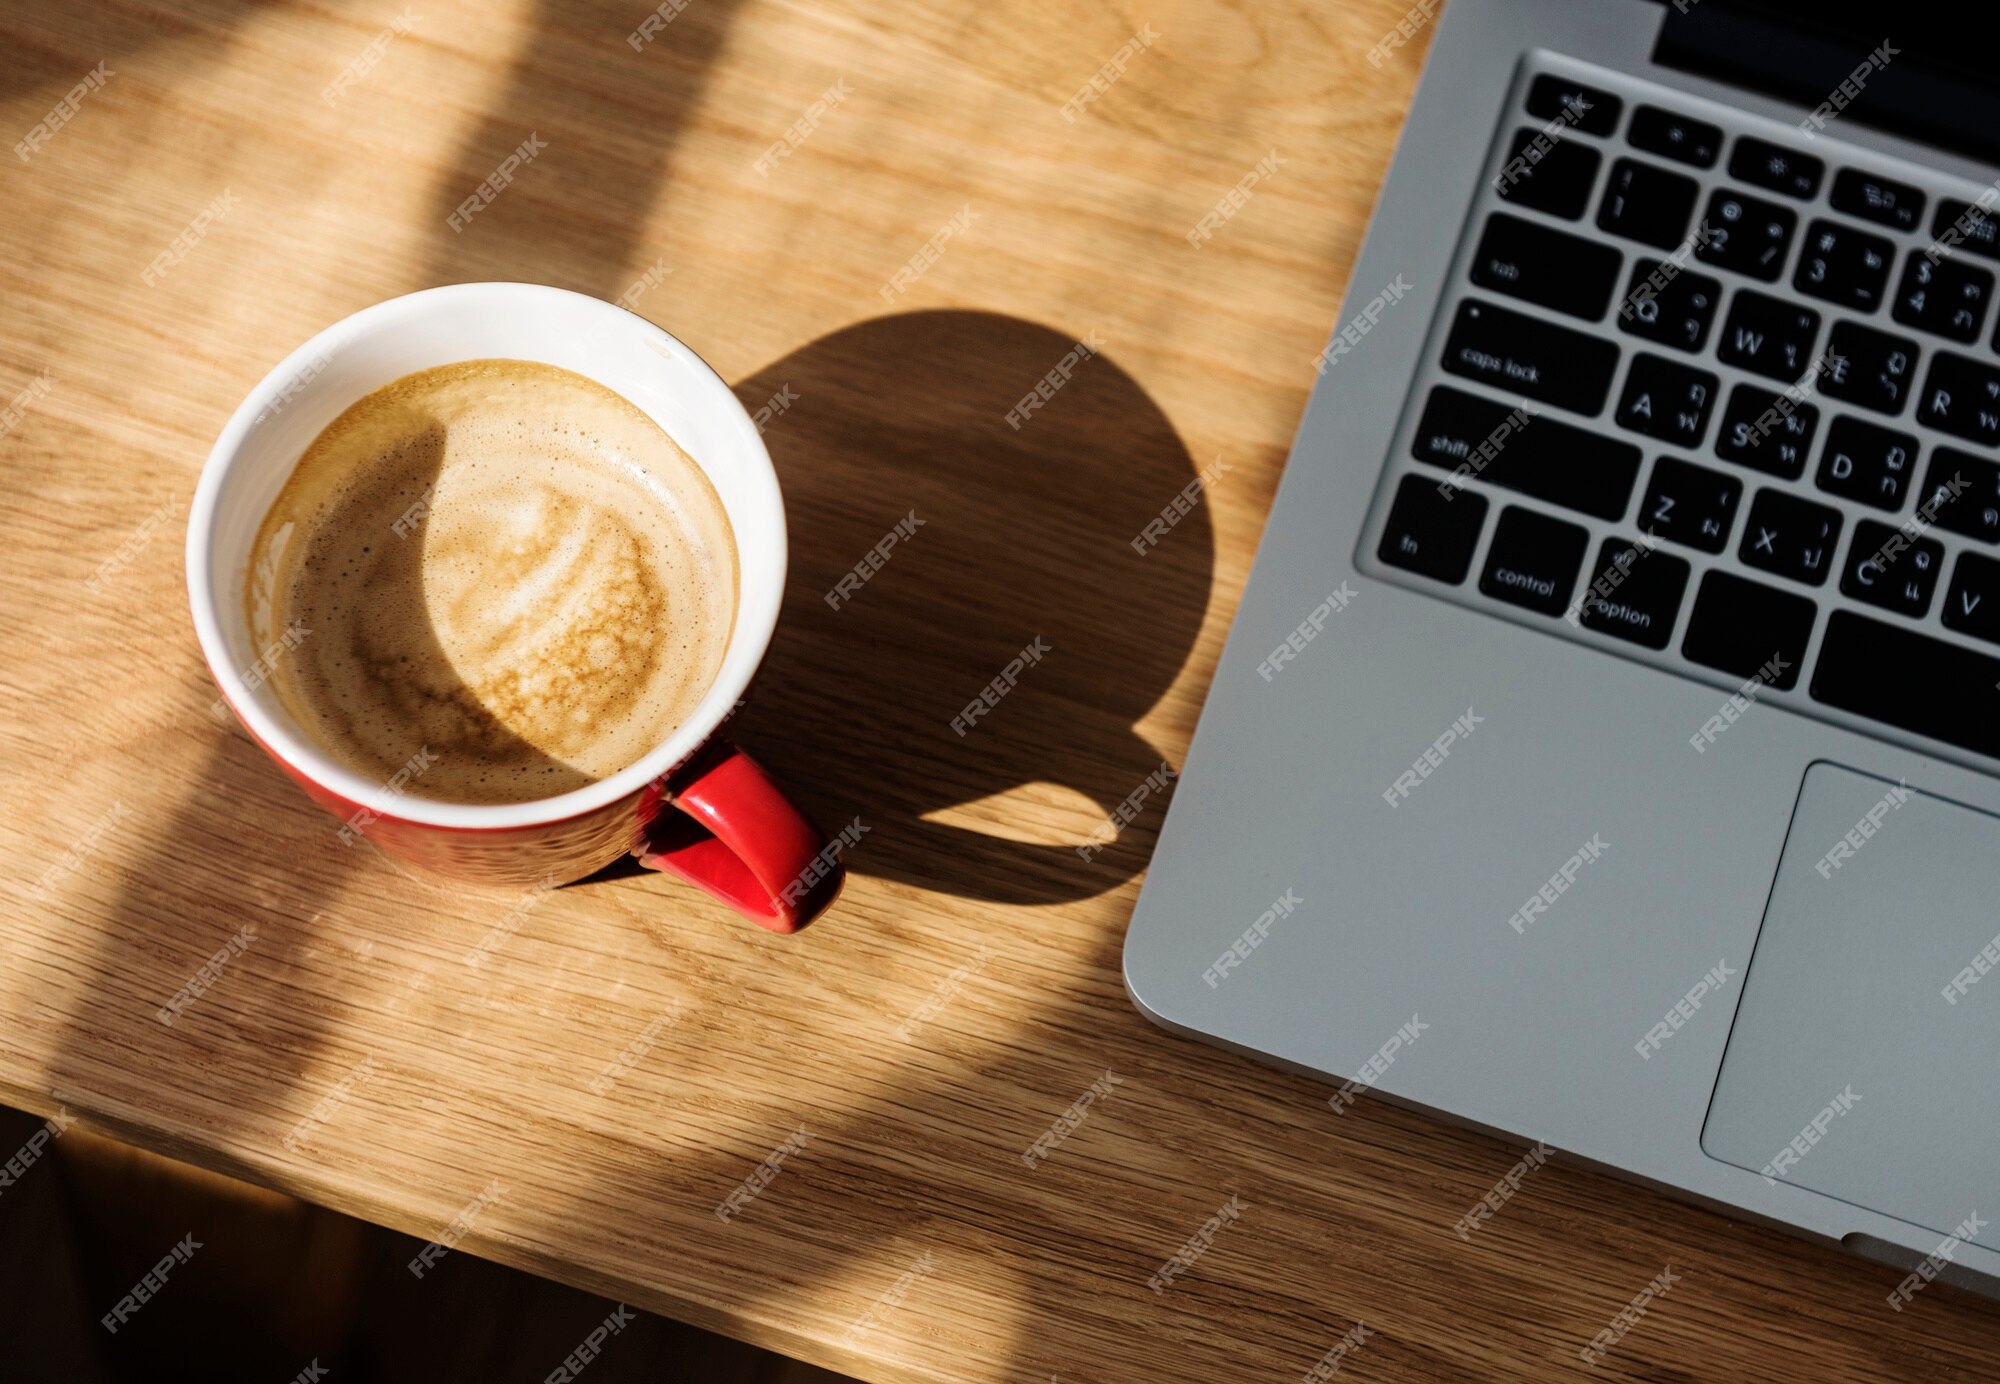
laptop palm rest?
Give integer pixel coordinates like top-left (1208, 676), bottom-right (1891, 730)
top-left (1702, 762), bottom-right (2000, 1243)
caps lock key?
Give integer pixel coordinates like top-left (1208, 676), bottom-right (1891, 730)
top-left (1442, 299), bottom-right (1621, 414)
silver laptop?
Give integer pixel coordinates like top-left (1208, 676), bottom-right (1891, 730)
top-left (1126, 0), bottom-right (2000, 1295)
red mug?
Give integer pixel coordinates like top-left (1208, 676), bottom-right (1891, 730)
top-left (186, 283), bottom-right (842, 931)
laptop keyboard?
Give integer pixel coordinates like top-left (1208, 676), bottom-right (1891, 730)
top-left (1362, 59), bottom-right (2000, 769)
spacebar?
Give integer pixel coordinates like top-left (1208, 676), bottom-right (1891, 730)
top-left (1811, 612), bottom-right (2000, 759)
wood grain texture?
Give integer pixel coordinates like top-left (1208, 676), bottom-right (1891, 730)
top-left (1, 1), bottom-right (1995, 1380)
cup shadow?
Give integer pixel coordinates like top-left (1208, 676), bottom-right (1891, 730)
top-left (702, 309), bottom-right (1212, 906)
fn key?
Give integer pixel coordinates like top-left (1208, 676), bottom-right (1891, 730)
top-left (1379, 473), bottom-right (1488, 584)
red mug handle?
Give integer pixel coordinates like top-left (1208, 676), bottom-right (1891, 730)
top-left (637, 739), bottom-right (843, 933)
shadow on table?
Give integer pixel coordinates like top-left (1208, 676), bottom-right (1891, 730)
top-left (4, 0), bottom-right (741, 313)
top-left (758, 307), bottom-right (1212, 899)
top-left (589, 307), bottom-right (1214, 903)
top-left (413, 0), bottom-right (747, 298)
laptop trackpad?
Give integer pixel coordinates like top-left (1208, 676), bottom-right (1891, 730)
top-left (1703, 763), bottom-right (2000, 1239)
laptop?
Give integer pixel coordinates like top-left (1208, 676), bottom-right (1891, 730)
top-left (1126, 0), bottom-right (2000, 1295)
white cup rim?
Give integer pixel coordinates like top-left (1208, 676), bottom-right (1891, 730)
top-left (185, 282), bottom-right (785, 830)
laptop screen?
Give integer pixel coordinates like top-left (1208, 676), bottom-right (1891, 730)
top-left (1655, 1), bottom-right (2000, 165)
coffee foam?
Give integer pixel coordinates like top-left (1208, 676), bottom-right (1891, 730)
top-left (249, 359), bottom-right (737, 805)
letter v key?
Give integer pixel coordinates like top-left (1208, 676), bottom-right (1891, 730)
top-left (1943, 553), bottom-right (2000, 643)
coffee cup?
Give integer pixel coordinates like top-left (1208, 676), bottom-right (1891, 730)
top-left (186, 282), bottom-right (843, 931)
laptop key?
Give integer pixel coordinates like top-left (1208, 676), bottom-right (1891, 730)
top-left (1627, 104), bottom-right (1720, 168)
top-left (1469, 214), bottom-right (1623, 320)
top-left (1695, 189), bottom-right (1797, 282)
top-left (1479, 505), bottom-right (1588, 616)
top-left (1793, 219), bottom-right (1893, 312)
top-left (1575, 537), bottom-right (1690, 649)
top-left (1830, 168), bottom-right (1925, 233)
top-left (1617, 258), bottom-right (1720, 350)
top-left (1730, 136), bottom-right (1822, 199)
top-left (1822, 322), bottom-right (1918, 414)
top-left (1616, 353), bottom-right (1717, 445)
top-left (1597, 158), bottom-right (1699, 250)
top-left (1918, 448), bottom-right (2000, 542)
top-left (1942, 552), bottom-right (2000, 643)
top-left (1378, 473), bottom-right (1487, 584)
top-left (1740, 488), bottom-right (1841, 586)
top-left (1409, 386), bottom-right (1639, 520)
top-left (1639, 456), bottom-right (1740, 553)
top-left (1715, 384), bottom-right (1817, 479)
top-left (1916, 350), bottom-right (2000, 443)
top-left (1717, 291), bottom-right (1820, 380)
top-left (1442, 299), bottom-right (1619, 413)
top-left (1893, 253), bottom-right (1992, 343)
top-left (1495, 126), bottom-right (1601, 220)
top-left (1841, 519), bottom-right (1942, 618)
top-left (1931, 200), bottom-right (2000, 260)
top-left (1815, 416), bottom-right (1917, 511)
top-left (1681, 570), bottom-right (1813, 688)
top-left (1813, 612), bottom-right (2000, 759)
top-left (1526, 74), bottom-right (1622, 136)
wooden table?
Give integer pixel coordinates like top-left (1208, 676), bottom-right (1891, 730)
top-left (4, 1), bottom-right (1997, 1379)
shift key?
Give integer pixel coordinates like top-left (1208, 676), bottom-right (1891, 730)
top-left (1410, 386), bottom-right (1640, 520)
top-left (1443, 298), bottom-right (1621, 414)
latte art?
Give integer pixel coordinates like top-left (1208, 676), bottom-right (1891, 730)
top-left (249, 359), bottom-right (736, 805)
